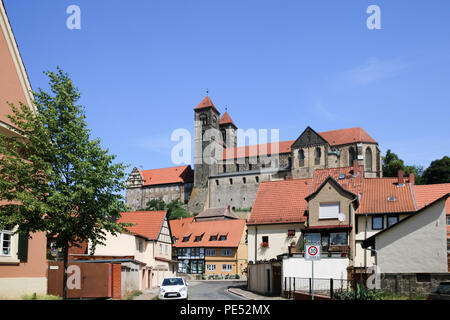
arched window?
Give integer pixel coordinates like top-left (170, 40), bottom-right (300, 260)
top-left (365, 147), bottom-right (372, 172)
top-left (315, 147), bottom-right (321, 165)
top-left (199, 114), bottom-right (207, 126)
top-left (221, 129), bottom-right (226, 144)
top-left (299, 150), bottom-right (305, 167)
top-left (349, 147), bottom-right (356, 166)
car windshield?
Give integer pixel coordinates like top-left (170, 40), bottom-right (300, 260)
top-left (162, 278), bottom-right (184, 286)
top-left (434, 284), bottom-right (450, 294)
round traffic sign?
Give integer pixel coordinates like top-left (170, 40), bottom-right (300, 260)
top-left (308, 246), bottom-right (318, 256)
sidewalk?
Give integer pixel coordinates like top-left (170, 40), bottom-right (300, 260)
top-left (133, 288), bottom-right (159, 300)
top-left (227, 285), bottom-right (288, 300)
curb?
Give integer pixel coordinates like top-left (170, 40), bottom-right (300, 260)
top-left (227, 288), bottom-right (252, 300)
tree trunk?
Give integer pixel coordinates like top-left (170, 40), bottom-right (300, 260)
top-left (62, 244), bottom-right (69, 300)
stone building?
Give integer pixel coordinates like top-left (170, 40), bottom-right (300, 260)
top-left (127, 95), bottom-right (382, 214)
top-left (126, 165), bottom-right (194, 211)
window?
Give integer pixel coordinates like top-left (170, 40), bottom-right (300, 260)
top-left (447, 239), bottom-right (450, 253)
top-left (304, 233), bottom-right (321, 245)
top-left (372, 216), bottom-right (384, 230)
top-left (299, 150), bottom-right (305, 167)
top-left (447, 216), bottom-right (450, 225)
top-left (229, 178), bottom-right (233, 185)
top-left (315, 147), bottom-right (321, 165)
top-left (223, 165), bottom-right (227, 173)
top-left (222, 249), bottom-right (232, 256)
top-left (165, 245), bottom-right (168, 254)
top-left (262, 236), bottom-right (269, 245)
top-left (216, 180), bottom-right (219, 186)
top-left (319, 203), bottom-right (340, 219)
top-left (236, 164), bottom-right (240, 172)
top-left (182, 235), bottom-right (191, 242)
top-left (387, 216), bottom-right (399, 228)
top-left (159, 243), bottom-right (163, 254)
top-left (194, 234), bottom-right (203, 242)
top-left (1, 227), bottom-right (13, 256)
top-left (249, 163), bottom-right (253, 171)
top-left (222, 264), bottom-right (233, 272)
top-left (206, 264), bottom-right (216, 271)
top-left (200, 114), bottom-right (207, 126)
top-left (255, 176), bottom-right (259, 183)
top-left (243, 177), bottom-right (246, 184)
top-left (365, 148), bottom-right (372, 172)
top-left (287, 229), bottom-right (296, 237)
top-left (349, 147), bottom-right (356, 166)
top-left (136, 239), bottom-right (144, 252)
top-left (209, 235), bottom-right (218, 241)
top-left (205, 249), bottom-right (216, 256)
top-left (219, 235), bottom-right (227, 241)
top-left (330, 232), bottom-right (348, 246)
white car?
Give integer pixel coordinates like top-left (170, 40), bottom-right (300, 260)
top-left (158, 277), bottom-right (188, 300)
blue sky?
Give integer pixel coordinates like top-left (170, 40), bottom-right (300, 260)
top-left (4, 0), bottom-right (450, 173)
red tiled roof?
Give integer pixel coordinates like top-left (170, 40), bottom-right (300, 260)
top-left (414, 184), bottom-right (450, 214)
top-left (194, 96), bottom-right (219, 114)
top-left (118, 211), bottom-right (167, 240)
top-left (139, 165), bottom-right (193, 186)
top-left (358, 178), bottom-right (416, 214)
top-left (248, 178), bottom-right (312, 225)
top-left (172, 219), bottom-right (246, 248)
top-left (222, 140), bottom-right (295, 160)
top-left (219, 111), bottom-right (236, 128)
top-left (309, 165), bottom-right (364, 196)
top-left (319, 127), bottom-right (377, 146)
top-left (169, 217), bottom-right (195, 240)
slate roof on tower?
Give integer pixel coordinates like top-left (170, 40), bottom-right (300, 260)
top-left (219, 111), bottom-right (237, 128)
top-left (194, 96), bottom-right (220, 114)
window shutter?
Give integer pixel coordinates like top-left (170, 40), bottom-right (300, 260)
top-left (17, 233), bottom-right (29, 262)
top-left (319, 203), bottom-right (340, 219)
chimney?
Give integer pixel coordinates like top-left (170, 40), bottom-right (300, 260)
top-left (398, 170), bottom-right (404, 185)
top-left (409, 173), bottom-right (415, 185)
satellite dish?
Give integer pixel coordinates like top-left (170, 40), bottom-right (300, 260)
top-left (338, 213), bottom-right (345, 222)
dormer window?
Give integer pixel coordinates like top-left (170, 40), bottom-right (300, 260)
top-left (209, 235), bottom-right (218, 241)
top-left (194, 234), bottom-right (203, 242)
top-left (219, 235), bottom-right (227, 241)
top-left (182, 235), bottom-right (191, 242)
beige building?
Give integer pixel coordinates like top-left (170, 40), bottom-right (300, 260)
top-left (87, 211), bottom-right (176, 290)
top-left (363, 195), bottom-right (449, 274)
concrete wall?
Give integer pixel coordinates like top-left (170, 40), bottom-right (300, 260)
top-left (282, 256), bottom-right (349, 280)
top-left (247, 223), bottom-right (304, 262)
top-left (248, 262), bottom-right (272, 295)
top-left (375, 199), bottom-right (447, 273)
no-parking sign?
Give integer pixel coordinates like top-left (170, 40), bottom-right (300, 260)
top-left (305, 245), bottom-right (321, 260)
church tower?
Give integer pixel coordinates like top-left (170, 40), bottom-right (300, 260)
top-left (193, 95), bottom-right (221, 187)
top-left (219, 111), bottom-right (237, 148)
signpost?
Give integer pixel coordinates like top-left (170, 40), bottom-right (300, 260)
top-left (305, 244), bottom-right (321, 300)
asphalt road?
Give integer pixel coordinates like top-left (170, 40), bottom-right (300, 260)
top-left (187, 280), bottom-right (247, 300)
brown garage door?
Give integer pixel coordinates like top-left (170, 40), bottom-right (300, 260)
top-left (48, 262), bottom-right (111, 299)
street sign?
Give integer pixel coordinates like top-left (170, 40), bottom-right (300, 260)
top-left (305, 245), bottom-right (321, 261)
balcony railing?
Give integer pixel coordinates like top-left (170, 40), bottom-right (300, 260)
top-left (293, 245), bottom-right (350, 258)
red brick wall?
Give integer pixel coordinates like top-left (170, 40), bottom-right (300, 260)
top-left (112, 263), bottom-right (121, 300)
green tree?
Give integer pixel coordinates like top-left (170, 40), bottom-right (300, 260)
top-left (166, 199), bottom-right (190, 220)
top-left (144, 198), bottom-right (190, 220)
top-left (0, 68), bottom-right (130, 299)
top-left (145, 198), bottom-right (166, 211)
top-left (421, 156), bottom-right (450, 184)
top-left (382, 149), bottom-right (406, 177)
top-left (382, 149), bottom-right (423, 184)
